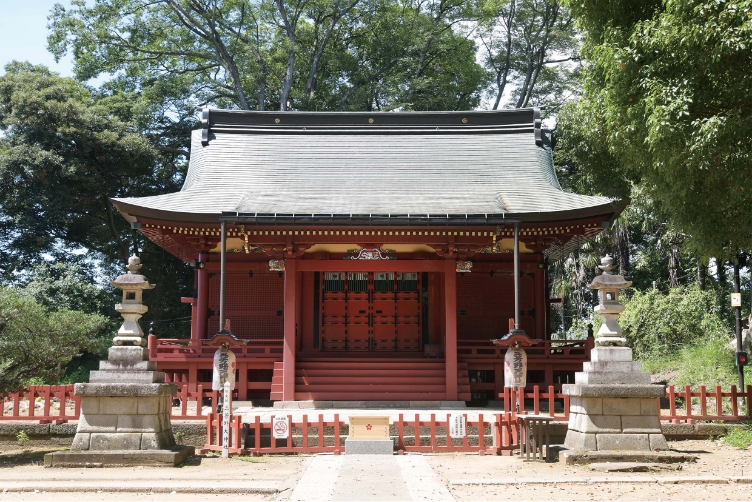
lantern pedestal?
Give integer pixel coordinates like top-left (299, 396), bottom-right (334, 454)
top-left (563, 346), bottom-right (667, 452)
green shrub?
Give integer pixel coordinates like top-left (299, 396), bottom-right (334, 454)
top-left (620, 286), bottom-right (729, 360)
top-left (723, 425), bottom-right (752, 449)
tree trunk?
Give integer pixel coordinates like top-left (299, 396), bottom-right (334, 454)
top-left (697, 257), bottom-right (707, 290)
top-left (716, 258), bottom-right (727, 289)
top-left (668, 240), bottom-right (680, 288)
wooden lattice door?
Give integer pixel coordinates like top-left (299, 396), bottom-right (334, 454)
top-left (320, 272), bottom-right (422, 352)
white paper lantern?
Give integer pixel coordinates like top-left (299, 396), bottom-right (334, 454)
top-left (504, 344), bottom-right (527, 388)
top-left (212, 345), bottom-right (237, 390)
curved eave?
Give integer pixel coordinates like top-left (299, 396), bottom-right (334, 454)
top-left (111, 198), bottom-right (628, 227)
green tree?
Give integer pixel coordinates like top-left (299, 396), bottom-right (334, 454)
top-left (19, 262), bottom-right (115, 317)
top-left (48, 0), bottom-right (486, 112)
top-left (0, 63), bottom-right (174, 272)
top-left (477, 0), bottom-right (580, 111)
top-left (0, 287), bottom-right (105, 393)
top-left (559, 0), bottom-right (752, 259)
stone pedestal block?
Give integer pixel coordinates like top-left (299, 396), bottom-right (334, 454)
top-left (563, 347), bottom-right (668, 452)
top-left (70, 339), bottom-right (178, 452)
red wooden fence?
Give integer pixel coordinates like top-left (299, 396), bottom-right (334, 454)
top-left (202, 411), bottom-right (520, 456)
top-left (3, 384), bottom-right (751, 423)
top-left (663, 384), bottom-right (752, 423)
top-left (0, 385), bottom-right (79, 424)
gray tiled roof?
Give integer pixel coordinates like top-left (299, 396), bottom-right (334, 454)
top-left (112, 108), bottom-right (621, 224)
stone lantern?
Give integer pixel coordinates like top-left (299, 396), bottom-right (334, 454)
top-left (46, 256), bottom-right (193, 467)
top-left (111, 255), bottom-right (155, 347)
top-left (561, 255), bottom-right (675, 460)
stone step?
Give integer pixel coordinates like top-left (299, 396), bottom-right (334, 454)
top-left (89, 370), bottom-right (166, 384)
top-left (574, 371), bottom-right (652, 385)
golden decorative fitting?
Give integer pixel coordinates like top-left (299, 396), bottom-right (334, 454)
top-left (462, 118), bottom-right (468, 124)
top-left (274, 118), bottom-right (280, 124)
top-left (368, 118), bottom-right (374, 124)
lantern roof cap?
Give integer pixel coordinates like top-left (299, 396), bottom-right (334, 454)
top-left (110, 255), bottom-right (155, 290)
top-left (588, 255), bottom-right (632, 290)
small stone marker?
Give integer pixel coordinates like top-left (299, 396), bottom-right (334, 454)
top-left (346, 416), bottom-right (393, 454)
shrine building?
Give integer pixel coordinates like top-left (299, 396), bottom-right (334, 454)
top-left (111, 108), bottom-right (626, 404)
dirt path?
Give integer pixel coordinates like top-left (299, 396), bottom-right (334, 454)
top-left (0, 439), bottom-right (751, 501)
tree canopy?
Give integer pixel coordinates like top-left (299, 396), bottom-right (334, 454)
top-left (559, 0), bottom-right (752, 259)
top-left (0, 63), bottom-right (163, 270)
top-left (49, 0), bottom-right (490, 112)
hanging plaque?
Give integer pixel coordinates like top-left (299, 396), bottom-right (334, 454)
top-left (504, 345), bottom-right (527, 387)
top-left (212, 345), bottom-right (237, 390)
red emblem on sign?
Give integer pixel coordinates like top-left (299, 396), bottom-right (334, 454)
top-left (366, 424), bottom-right (372, 430)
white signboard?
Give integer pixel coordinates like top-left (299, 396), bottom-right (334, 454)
top-left (273, 416), bottom-right (289, 439)
top-left (449, 414), bottom-right (466, 439)
top-left (731, 293), bottom-right (742, 307)
top-left (212, 346), bottom-right (236, 390)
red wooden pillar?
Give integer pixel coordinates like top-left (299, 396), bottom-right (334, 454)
top-left (444, 259), bottom-right (458, 400)
top-left (196, 252), bottom-right (209, 339)
top-left (283, 259), bottom-right (298, 401)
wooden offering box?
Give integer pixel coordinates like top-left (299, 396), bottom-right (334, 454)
top-left (348, 416), bottom-right (390, 440)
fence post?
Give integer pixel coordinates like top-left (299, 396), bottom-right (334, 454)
top-left (547, 385), bottom-right (555, 419)
top-left (700, 385), bottom-right (707, 418)
top-left (533, 386), bottom-right (540, 415)
top-left (397, 413), bottom-right (405, 451)
top-left (254, 415), bottom-right (261, 454)
top-left (233, 415), bottom-right (242, 452)
top-left (302, 415), bottom-right (309, 451)
top-left (731, 385), bottom-right (739, 416)
top-left (429, 413), bottom-right (436, 451)
top-left (180, 384), bottom-right (188, 417)
top-left (334, 413), bottom-right (340, 452)
top-left (287, 415), bottom-right (293, 449)
top-left (715, 385), bottom-right (723, 417)
top-left (318, 414), bottom-right (324, 449)
top-left (684, 385), bottom-right (693, 424)
top-left (478, 413), bottom-right (484, 452)
top-left (668, 386), bottom-right (678, 423)
top-left (197, 384), bottom-right (204, 417)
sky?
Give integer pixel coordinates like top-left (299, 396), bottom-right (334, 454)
top-left (0, 1), bottom-right (75, 77)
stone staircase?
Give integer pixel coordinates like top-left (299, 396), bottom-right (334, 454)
top-left (270, 359), bottom-right (471, 402)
